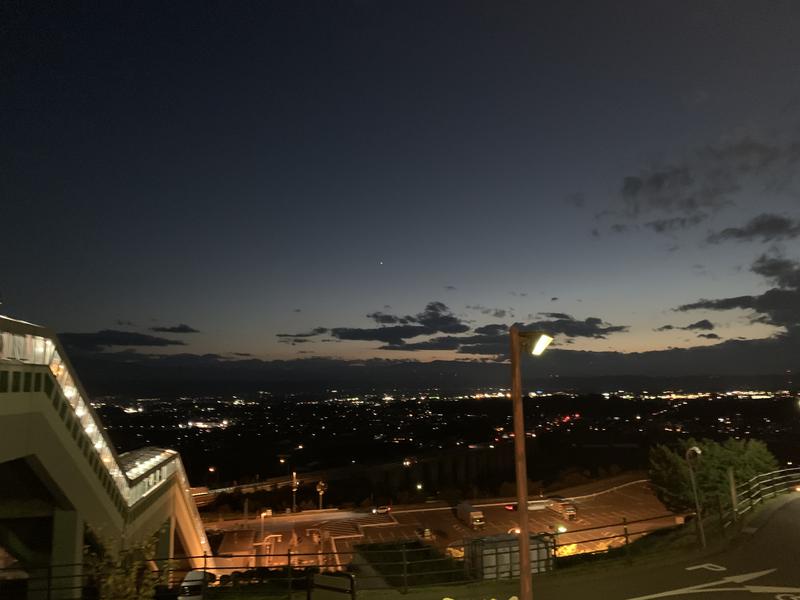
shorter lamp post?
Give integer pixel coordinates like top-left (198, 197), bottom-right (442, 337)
top-left (685, 446), bottom-right (706, 549)
top-left (316, 481), bottom-right (327, 510)
top-left (291, 471), bottom-right (299, 513)
top-left (260, 510), bottom-right (268, 540)
top-left (207, 466), bottom-right (217, 488)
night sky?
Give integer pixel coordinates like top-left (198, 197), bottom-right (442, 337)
top-left (3, 2), bottom-right (800, 386)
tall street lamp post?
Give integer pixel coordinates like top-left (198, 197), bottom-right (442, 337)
top-left (510, 326), bottom-right (553, 600)
top-left (685, 446), bottom-right (706, 549)
top-left (316, 481), bottom-right (327, 510)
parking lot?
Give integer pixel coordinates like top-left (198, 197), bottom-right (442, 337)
top-left (389, 480), bottom-right (674, 554)
top-left (207, 478), bottom-right (676, 568)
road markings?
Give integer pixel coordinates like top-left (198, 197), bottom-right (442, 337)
top-left (746, 586), bottom-right (800, 594)
top-left (686, 563), bottom-right (726, 572)
top-left (625, 569), bottom-right (776, 599)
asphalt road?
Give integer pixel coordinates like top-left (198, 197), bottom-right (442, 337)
top-left (528, 494), bottom-right (800, 600)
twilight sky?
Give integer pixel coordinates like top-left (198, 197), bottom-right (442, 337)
top-left (3, 2), bottom-right (800, 385)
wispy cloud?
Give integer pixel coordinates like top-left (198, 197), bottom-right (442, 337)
top-left (708, 213), bottom-right (800, 244)
top-left (603, 131), bottom-right (800, 236)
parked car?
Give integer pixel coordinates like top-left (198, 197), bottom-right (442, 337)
top-left (372, 505), bottom-right (392, 514)
top-left (178, 571), bottom-right (214, 600)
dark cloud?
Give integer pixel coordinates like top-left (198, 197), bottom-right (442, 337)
top-left (293, 308), bottom-right (302, 313)
top-left (565, 192), bottom-right (585, 208)
top-left (610, 223), bottom-right (630, 233)
top-left (367, 311), bottom-right (412, 325)
top-left (686, 319), bottom-right (715, 331)
top-left (539, 312), bottom-right (573, 320)
top-left (282, 303), bottom-right (622, 356)
top-left (625, 170), bottom-right (732, 218)
top-left (331, 324), bottom-right (431, 345)
top-left (708, 213), bottom-right (800, 244)
top-left (645, 214), bottom-right (708, 233)
top-left (473, 324), bottom-right (508, 336)
top-left (751, 253), bottom-right (800, 289)
top-left (678, 295), bottom-right (758, 312)
top-left (383, 336), bottom-right (464, 352)
top-left (279, 337), bottom-right (312, 345)
top-left (677, 254), bottom-right (800, 333)
top-left (332, 302), bottom-right (470, 345)
top-left (509, 291), bottom-right (528, 297)
top-left (150, 323), bottom-right (200, 334)
top-left (467, 305), bottom-right (511, 319)
top-left (231, 352), bottom-right (252, 357)
top-left (550, 297), bottom-right (559, 301)
top-left (60, 330), bottom-right (186, 352)
top-left (276, 327), bottom-right (329, 339)
top-left (115, 320), bottom-right (135, 327)
top-left (362, 302), bottom-right (470, 333)
top-left (698, 137), bottom-right (800, 180)
top-left (444, 285), bottom-right (457, 291)
top-left (698, 333), bottom-right (721, 339)
top-left (565, 317), bottom-right (628, 338)
top-left (381, 314), bottom-right (627, 356)
top-left (621, 166), bottom-right (697, 218)
top-left (656, 325), bottom-right (675, 331)
top-left (610, 133), bottom-right (800, 232)
top-left (413, 301), bottom-right (470, 334)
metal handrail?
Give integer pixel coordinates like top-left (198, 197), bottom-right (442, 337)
top-left (0, 512), bottom-right (686, 596)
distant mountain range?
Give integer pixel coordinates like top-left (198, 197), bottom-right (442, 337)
top-left (68, 346), bottom-right (796, 397)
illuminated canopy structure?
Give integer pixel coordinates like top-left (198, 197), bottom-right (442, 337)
top-left (0, 315), bottom-right (215, 598)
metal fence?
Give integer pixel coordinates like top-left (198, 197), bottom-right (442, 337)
top-left (723, 466), bottom-right (800, 526)
top-left (0, 512), bottom-right (683, 599)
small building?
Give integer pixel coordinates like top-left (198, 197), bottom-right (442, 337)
top-left (465, 533), bottom-right (553, 580)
